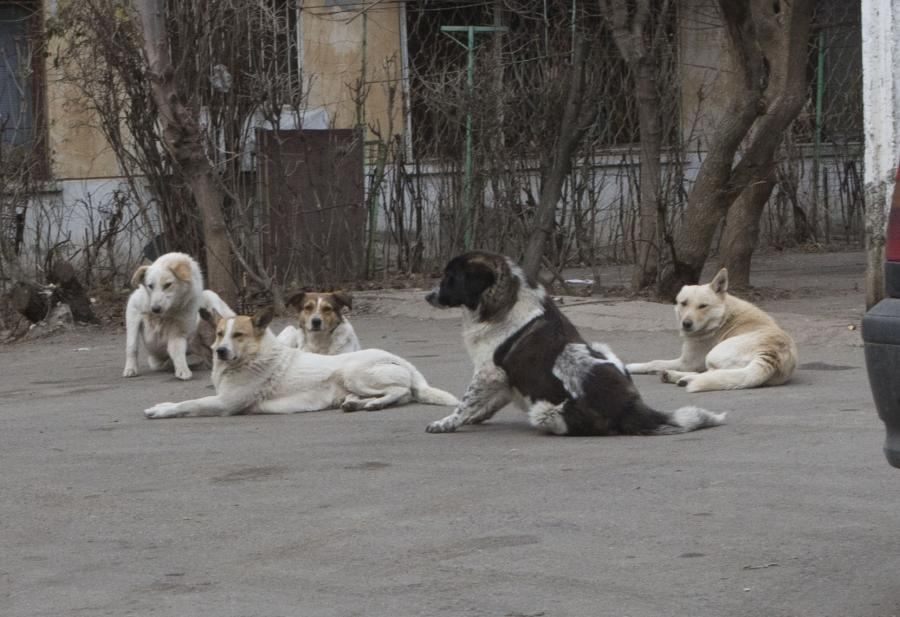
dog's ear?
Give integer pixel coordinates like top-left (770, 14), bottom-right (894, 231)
top-left (131, 265), bottom-right (150, 288)
top-left (169, 258), bottom-right (192, 282)
top-left (711, 268), bottom-right (728, 295)
top-left (466, 256), bottom-right (520, 321)
top-left (463, 262), bottom-right (497, 311)
top-left (331, 291), bottom-right (352, 312)
top-left (286, 292), bottom-right (306, 311)
top-left (199, 307), bottom-right (222, 328)
top-left (251, 306), bottom-right (275, 332)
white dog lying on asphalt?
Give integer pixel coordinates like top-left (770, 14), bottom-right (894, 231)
top-left (626, 268), bottom-right (798, 392)
top-left (144, 307), bottom-right (459, 418)
top-left (123, 252), bottom-right (235, 380)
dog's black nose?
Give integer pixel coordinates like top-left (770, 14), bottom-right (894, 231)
top-left (310, 317), bottom-right (322, 329)
top-left (216, 347), bottom-right (229, 360)
top-left (151, 305), bottom-right (162, 314)
top-left (682, 319), bottom-right (693, 330)
top-left (425, 290), bottom-right (438, 306)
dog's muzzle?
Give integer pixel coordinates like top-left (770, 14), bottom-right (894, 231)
top-left (310, 317), bottom-right (323, 331)
top-left (215, 346), bottom-right (232, 361)
top-left (425, 289), bottom-right (444, 308)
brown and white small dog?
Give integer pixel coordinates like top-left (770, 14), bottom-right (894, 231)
top-left (276, 291), bottom-right (360, 355)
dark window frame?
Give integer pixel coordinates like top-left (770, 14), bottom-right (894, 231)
top-left (0, 0), bottom-right (48, 179)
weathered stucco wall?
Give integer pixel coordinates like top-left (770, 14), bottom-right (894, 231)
top-left (301, 2), bottom-right (405, 141)
top-left (44, 33), bottom-right (121, 180)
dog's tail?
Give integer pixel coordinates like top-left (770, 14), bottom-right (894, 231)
top-left (620, 400), bottom-right (725, 435)
top-left (654, 405), bottom-right (726, 434)
top-left (406, 364), bottom-right (460, 407)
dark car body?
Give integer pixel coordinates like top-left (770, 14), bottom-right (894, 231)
top-left (862, 163), bottom-right (900, 467)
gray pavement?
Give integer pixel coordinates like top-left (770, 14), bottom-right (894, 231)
top-left (2, 251), bottom-right (898, 617)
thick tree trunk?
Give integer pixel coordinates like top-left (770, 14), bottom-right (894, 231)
top-left (656, 90), bottom-right (763, 300)
top-left (718, 169), bottom-right (777, 289)
top-left (599, 0), bottom-right (668, 291)
top-left (631, 58), bottom-right (664, 290)
top-left (131, 0), bottom-right (237, 306)
top-left (657, 0), bottom-right (812, 300)
top-left (521, 37), bottom-right (594, 279)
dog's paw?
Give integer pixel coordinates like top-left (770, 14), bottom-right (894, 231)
top-left (676, 376), bottom-right (695, 388)
top-left (174, 367), bottom-right (193, 381)
top-left (122, 366), bottom-right (138, 378)
top-left (341, 399), bottom-right (364, 412)
top-left (144, 402), bottom-right (181, 419)
top-left (661, 370), bottom-right (690, 384)
top-left (426, 417), bottom-right (459, 433)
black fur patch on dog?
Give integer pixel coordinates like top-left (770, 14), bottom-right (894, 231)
top-left (493, 298), bottom-right (671, 435)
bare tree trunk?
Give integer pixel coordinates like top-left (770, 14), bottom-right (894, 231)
top-left (131, 0), bottom-right (237, 306)
top-left (600, 0), bottom-right (669, 291)
top-left (632, 59), bottom-right (664, 289)
top-left (718, 0), bottom-right (813, 290)
top-left (718, 169), bottom-right (776, 289)
top-left (521, 36), bottom-right (596, 279)
top-left (656, 0), bottom-right (812, 300)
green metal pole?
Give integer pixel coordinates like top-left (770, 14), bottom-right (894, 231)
top-left (813, 29), bottom-right (825, 238)
top-left (440, 25), bottom-right (508, 250)
top-left (464, 26), bottom-right (474, 250)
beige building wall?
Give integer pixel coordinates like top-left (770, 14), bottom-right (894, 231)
top-left (41, 2), bottom-right (406, 183)
top-left (44, 34), bottom-right (121, 181)
top-left (301, 2), bottom-right (405, 142)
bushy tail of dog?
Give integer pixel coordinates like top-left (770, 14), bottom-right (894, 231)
top-left (655, 405), bottom-right (726, 434)
top-left (407, 365), bottom-right (460, 407)
top-left (621, 400), bottom-right (725, 435)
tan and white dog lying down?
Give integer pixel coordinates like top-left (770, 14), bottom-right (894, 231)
top-left (276, 291), bottom-right (360, 354)
top-left (626, 268), bottom-right (798, 392)
top-left (143, 307), bottom-right (459, 419)
top-left (123, 252), bottom-right (235, 380)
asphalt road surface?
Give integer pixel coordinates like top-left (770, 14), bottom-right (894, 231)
top-left (2, 252), bottom-right (896, 617)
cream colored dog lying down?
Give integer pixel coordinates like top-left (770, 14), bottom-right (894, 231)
top-left (626, 268), bottom-right (798, 392)
top-left (144, 307), bottom-right (459, 419)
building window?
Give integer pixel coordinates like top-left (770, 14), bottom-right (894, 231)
top-left (0, 1), bottom-right (42, 150)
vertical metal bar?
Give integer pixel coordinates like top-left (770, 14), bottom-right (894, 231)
top-left (463, 26), bottom-right (475, 249)
top-left (398, 1), bottom-right (414, 159)
top-left (362, 10), bottom-right (378, 277)
top-left (295, 0), bottom-right (304, 95)
top-left (571, 0), bottom-right (577, 58)
top-left (813, 28), bottom-right (825, 239)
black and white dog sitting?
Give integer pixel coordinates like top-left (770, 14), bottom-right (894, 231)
top-left (424, 252), bottom-right (725, 436)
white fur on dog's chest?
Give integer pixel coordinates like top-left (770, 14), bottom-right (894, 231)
top-left (461, 299), bottom-right (544, 368)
